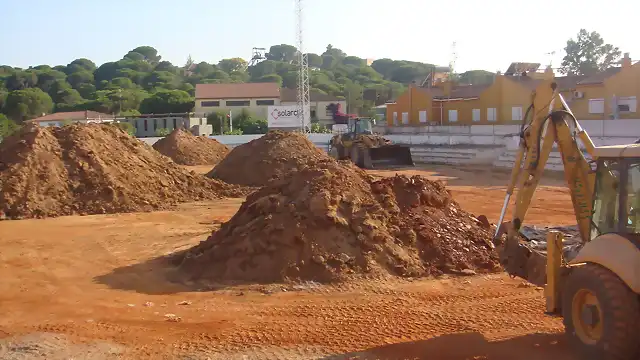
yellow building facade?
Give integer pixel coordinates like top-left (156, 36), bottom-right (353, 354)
top-left (572, 54), bottom-right (639, 120)
top-left (386, 54), bottom-right (639, 125)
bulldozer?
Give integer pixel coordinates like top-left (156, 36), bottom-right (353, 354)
top-left (492, 81), bottom-right (640, 359)
top-left (326, 103), bottom-right (413, 169)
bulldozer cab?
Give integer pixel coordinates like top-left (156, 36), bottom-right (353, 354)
top-left (590, 153), bottom-right (640, 240)
top-left (348, 118), bottom-right (374, 135)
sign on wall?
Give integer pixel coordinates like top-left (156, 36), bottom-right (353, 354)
top-left (267, 106), bottom-right (310, 128)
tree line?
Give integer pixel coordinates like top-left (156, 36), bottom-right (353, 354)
top-left (0, 29), bottom-right (623, 138)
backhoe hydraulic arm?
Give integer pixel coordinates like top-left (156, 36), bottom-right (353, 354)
top-left (494, 82), bottom-right (596, 286)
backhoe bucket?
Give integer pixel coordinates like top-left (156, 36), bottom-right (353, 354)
top-left (364, 145), bottom-right (414, 169)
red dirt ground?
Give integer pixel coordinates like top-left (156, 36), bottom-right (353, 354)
top-left (0, 164), bottom-right (576, 360)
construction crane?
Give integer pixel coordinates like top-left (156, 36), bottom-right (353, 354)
top-left (491, 81), bottom-right (640, 359)
top-left (295, 0), bottom-right (311, 134)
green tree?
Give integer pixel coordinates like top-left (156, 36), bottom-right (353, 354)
top-left (458, 70), bottom-right (495, 85)
top-left (323, 44), bottom-right (346, 59)
top-left (307, 53), bottom-right (322, 68)
top-left (67, 58), bottom-right (96, 73)
top-left (66, 71), bottom-right (94, 89)
top-left (207, 111), bottom-right (230, 134)
top-left (139, 89), bottom-right (193, 114)
top-left (266, 44), bottom-right (298, 63)
top-left (0, 114), bottom-right (20, 140)
top-left (257, 74), bottom-right (283, 86)
top-left (218, 58), bottom-right (248, 73)
top-left (35, 69), bottom-right (67, 93)
top-left (5, 71), bottom-right (38, 91)
top-left (4, 88), bottom-right (54, 122)
top-left (560, 29), bottom-right (622, 76)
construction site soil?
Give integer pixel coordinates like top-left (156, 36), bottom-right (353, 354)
top-left (179, 159), bottom-right (500, 283)
top-left (152, 129), bottom-right (230, 166)
top-left (206, 130), bottom-right (330, 187)
top-left (0, 124), bottom-right (249, 219)
top-left (0, 164), bottom-right (576, 359)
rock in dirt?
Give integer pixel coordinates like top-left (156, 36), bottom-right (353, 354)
top-left (152, 128), bottom-right (230, 166)
top-left (206, 130), bottom-right (330, 187)
top-left (178, 159), bottom-right (501, 283)
top-left (0, 123), bottom-right (251, 219)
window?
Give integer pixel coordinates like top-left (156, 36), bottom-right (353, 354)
top-left (618, 96), bottom-right (637, 113)
top-left (393, 112), bottom-right (398, 125)
top-left (256, 99), bottom-right (275, 106)
top-left (472, 108), bottom-right (481, 122)
top-left (144, 119), bottom-right (148, 131)
top-left (134, 120), bottom-right (138, 129)
top-left (511, 106), bottom-right (523, 121)
top-left (163, 118), bottom-right (167, 128)
top-left (201, 101), bottom-right (220, 107)
top-left (487, 108), bottom-right (497, 122)
top-left (589, 99), bottom-right (605, 114)
top-left (591, 159), bottom-right (621, 240)
top-left (326, 108), bottom-right (334, 117)
top-left (626, 161), bottom-right (640, 233)
top-left (173, 119), bottom-right (177, 129)
top-left (419, 110), bottom-right (427, 123)
top-left (226, 100), bottom-right (250, 106)
top-left (154, 119), bottom-right (158, 131)
top-left (311, 109), bottom-right (317, 118)
top-left (401, 112), bottom-right (409, 124)
top-left (448, 109), bottom-right (458, 122)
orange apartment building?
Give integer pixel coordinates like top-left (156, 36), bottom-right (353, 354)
top-left (386, 54), bottom-right (639, 126)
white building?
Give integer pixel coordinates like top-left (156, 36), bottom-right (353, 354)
top-left (194, 83), bottom-right (347, 126)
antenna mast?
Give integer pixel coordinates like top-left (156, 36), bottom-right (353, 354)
top-left (295, 0), bottom-right (311, 133)
top-left (448, 41), bottom-right (457, 80)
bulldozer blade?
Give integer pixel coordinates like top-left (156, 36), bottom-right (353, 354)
top-left (365, 145), bottom-right (414, 169)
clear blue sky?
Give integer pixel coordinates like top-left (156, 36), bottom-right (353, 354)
top-left (1, 0), bottom-right (636, 73)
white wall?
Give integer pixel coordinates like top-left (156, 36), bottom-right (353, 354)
top-left (140, 119), bottom-right (639, 171)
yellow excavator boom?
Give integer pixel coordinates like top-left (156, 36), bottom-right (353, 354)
top-left (494, 81), bottom-right (597, 285)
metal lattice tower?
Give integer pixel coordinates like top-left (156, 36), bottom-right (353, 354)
top-left (295, 0), bottom-right (311, 133)
top-left (448, 41), bottom-right (457, 80)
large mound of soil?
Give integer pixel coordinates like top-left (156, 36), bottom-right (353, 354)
top-left (0, 124), bottom-right (250, 219)
top-left (178, 159), bottom-right (499, 283)
top-left (207, 130), bottom-right (330, 187)
top-left (152, 129), bottom-right (230, 166)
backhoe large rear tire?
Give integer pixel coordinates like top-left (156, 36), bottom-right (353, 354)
top-left (561, 263), bottom-right (640, 360)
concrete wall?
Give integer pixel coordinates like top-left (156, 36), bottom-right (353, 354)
top-left (140, 119), bottom-right (639, 172)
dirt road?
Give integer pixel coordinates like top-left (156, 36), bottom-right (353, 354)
top-left (0, 165), bottom-right (576, 359)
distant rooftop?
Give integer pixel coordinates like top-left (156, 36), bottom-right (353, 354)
top-left (28, 111), bottom-right (114, 122)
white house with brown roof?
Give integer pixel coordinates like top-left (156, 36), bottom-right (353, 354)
top-left (26, 111), bottom-right (115, 127)
top-left (195, 83), bottom-right (281, 119)
top-left (194, 82), bottom-right (346, 125)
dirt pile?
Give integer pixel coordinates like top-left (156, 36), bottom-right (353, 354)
top-left (178, 160), bottom-right (500, 283)
top-left (0, 124), bottom-right (251, 219)
top-left (207, 130), bottom-right (331, 187)
top-left (152, 129), bottom-right (230, 166)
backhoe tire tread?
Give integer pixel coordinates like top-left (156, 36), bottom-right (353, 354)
top-left (561, 263), bottom-right (640, 360)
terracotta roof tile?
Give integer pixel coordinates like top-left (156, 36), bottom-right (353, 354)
top-left (554, 75), bottom-right (588, 90)
top-left (195, 82), bottom-right (280, 99)
top-left (577, 67), bottom-right (622, 85)
top-left (28, 111), bottom-right (114, 122)
top-left (504, 76), bottom-right (543, 90)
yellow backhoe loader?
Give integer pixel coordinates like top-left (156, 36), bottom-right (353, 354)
top-left (328, 117), bottom-right (414, 169)
top-left (493, 81), bottom-right (640, 359)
